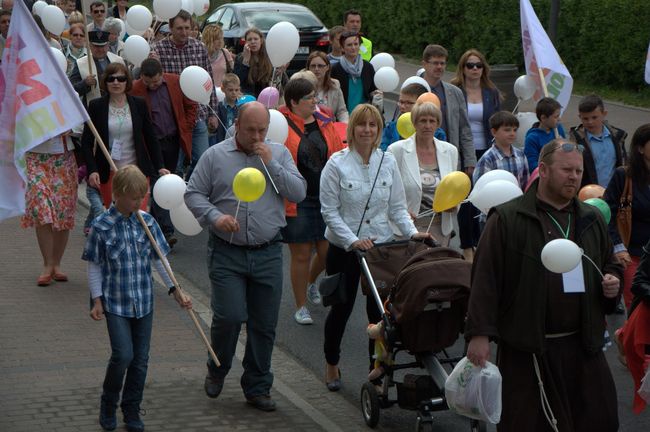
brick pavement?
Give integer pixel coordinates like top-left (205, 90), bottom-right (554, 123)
top-left (0, 210), bottom-right (369, 432)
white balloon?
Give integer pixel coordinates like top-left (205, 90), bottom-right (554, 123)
top-left (32, 0), bottom-right (47, 16)
top-left (265, 21), bottom-right (300, 67)
top-left (181, 0), bottom-right (193, 14)
top-left (193, 0), bottom-right (210, 16)
top-left (370, 52), bottom-right (395, 71)
top-left (401, 76), bottom-right (431, 92)
top-left (215, 86), bottom-right (225, 102)
top-left (123, 35), bottom-right (150, 67)
top-left (373, 66), bottom-right (399, 92)
top-left (470, 169), bottom-right (519, 200)
top-left (513, 75), bottom-right (537, 100)
top-left (180, 66), bottom-right (213, 105)
top-left (417, 67), bottom-right (425, 76)
top-left (49, 47), bottom-right (67, 74)
top-left (124, 21), bottom-right (146, 37)
top-left (541, 239), bottom-right (582, 273)
top-left (170, 203), bottom-right (202, 236)
top-left (515, 112), bottom-right (538, 149)
top-left (266, 109), bottom-right (288, 143)
top-left (41, 5), bottom-right (66, 36)
top-left (154, 0), bottom-right (182, 20)
top-left (469, 180), bottom-right (522, 215)
top-left (153, 174), bottom-right (186, 210)
top-left (126, 5), bottom-right (153, 32)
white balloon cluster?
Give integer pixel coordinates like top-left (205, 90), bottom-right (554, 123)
top-left (266, 22), bottom-right (300, 67)
top-left (40, 4), bottom-right (66, 36)
top-left (152, 175), bottom-right (202, 236)
top-left (123, 35), bottom-right (150, 67)
top-left (371, 53), bottom-right (399, 92)
top-left (513, 75), bottom-right (537, 101)
top-left (467, 169), bottom-right (523, 215)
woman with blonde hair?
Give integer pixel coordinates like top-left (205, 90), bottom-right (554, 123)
top-left (319, 104), bottom-right (432, 390)
top-left (202, 24), bottom-right (234, 88)
top-left (306, 51), bottom-right (348, 122)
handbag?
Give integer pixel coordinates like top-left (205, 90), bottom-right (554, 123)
top-left (319, 152), bottom-right (386, 307)
top-left (617, 175), bottom-right (633, 247)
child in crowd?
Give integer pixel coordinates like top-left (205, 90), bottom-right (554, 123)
top-left (523, 97), bottom-right (566, 171)
top-left (570, 94), bottom-right (627, 187)
top-left (474, 111), bottom-right (529, 191)
top-left (380, 83), bottom-right (447, 151)
top-left (82, 165), bottom-right (191, 432)
top-left (327, 25), bottom-right (345, 65)
top-left (213, 73), bottom-right (241, 145)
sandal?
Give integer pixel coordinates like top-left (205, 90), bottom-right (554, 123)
top-left (37, 274), bottom-right (52, 286)
top-left (52, 272), bottom-right (68, 282)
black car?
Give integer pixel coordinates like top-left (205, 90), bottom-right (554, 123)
top-left (203, 2), bottom-right (329, 74)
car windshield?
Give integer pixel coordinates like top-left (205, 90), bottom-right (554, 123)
top-left (243, 10), bottom-right (322, 31)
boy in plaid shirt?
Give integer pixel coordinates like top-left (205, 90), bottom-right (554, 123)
top-left (83, 165), bottom-right (191, 432)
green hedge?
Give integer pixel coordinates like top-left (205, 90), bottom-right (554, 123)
top-left (293, 0), bottom-right (650, 94)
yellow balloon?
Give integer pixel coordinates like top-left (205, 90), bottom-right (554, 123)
top-left (396, 112), bottom-right (416, 139)
top-left (432, 171), bottom-right (471, 212)
top-left (232, 167), bottom-right (266, 202)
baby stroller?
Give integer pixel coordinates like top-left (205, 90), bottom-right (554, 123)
top-left (358, 242), bottom-right (486, 432)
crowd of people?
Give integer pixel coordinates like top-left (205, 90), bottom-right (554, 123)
top-left (5, 1), bottom-right (650, 431)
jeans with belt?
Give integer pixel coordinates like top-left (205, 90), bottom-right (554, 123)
top-left (206, 232), bottom-right (283, 397)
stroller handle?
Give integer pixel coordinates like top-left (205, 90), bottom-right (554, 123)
top-left (353, 238), bottom-right (438, 259)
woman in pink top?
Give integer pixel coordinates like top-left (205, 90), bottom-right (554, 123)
top-left (202, 24), bottom-right (234, 88)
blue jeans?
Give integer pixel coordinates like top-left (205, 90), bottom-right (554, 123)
top-left (206, 233), bottom-right (283, 398)
top-left (102, 311), bottom-right (153, 410)
top-left (84, 185), bottom-right (105, 230)
top-left (185, 119), bottom-right (209, 180)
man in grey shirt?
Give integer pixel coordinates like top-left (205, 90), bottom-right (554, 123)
top-left (185, 102), bottom-right (307, 412)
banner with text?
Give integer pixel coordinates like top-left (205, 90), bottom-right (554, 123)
top-left (520, 0), bottom-right (573, 113)
top-left (0, 0), bottom-right (88, 221)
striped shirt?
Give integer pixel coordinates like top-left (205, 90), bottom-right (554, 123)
top-left (82, 207), bottom-right (170, 318)
top-left (473, 143), bottom-right (530, 190)
top-left (151, 37), bottom-right (218, 122)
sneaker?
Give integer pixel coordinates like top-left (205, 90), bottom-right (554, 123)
top-left (294, 306), bottom-right (313, 325)
top-left (99, 398), bottom-right (117, 431)
top-left (307, 283), bottom-right (322, 305)
top-left (122, 406), bottom-right (144, 432)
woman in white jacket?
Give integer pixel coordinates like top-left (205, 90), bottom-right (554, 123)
top-left (387, 102), bottom-right (459, 246)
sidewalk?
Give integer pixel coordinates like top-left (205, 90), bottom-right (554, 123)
top-left (0, 209), bottom-right (368, 431)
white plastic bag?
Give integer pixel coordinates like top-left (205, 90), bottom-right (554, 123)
top-left (639, 367), bottom-right (650, 403)
top-left (444, 356), bottom-right (502, 424)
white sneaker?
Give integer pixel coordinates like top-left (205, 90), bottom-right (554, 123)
top-left (307, 283), bottom-right (322, 305)
top-left (294, 306), bottom-right (313, 325)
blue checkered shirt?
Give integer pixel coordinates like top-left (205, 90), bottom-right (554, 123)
top-left (151, 37), bottom-right (218, 122)
top-left (82, 207), bottom-right (170, 318)
top-left (473, 143), bottom-right (530, 190)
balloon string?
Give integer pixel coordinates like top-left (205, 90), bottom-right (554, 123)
top-left (425, 213), bottom-right (436, 234)
top-left (260, 157), bottom-right (279, 194)
top-left (229, 200), bottom-right (241, 244)
top-left (205, 104), bottom-right (234, 140)
top-left (581, 253), bottom-right (605, 279)
top-left (512, 99), bottom-right (521, 114)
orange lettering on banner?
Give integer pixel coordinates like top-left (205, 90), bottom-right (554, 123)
top-left (17, 59), bottom-right (51, 107)
top-left (51, 101), bottom-right (65, 126)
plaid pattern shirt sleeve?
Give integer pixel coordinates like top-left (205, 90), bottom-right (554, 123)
top-left (473, 145), bottom-right (530, 190)
top-left (152, 38), bottom-right (218, 121)
top-left (82, 208), bottom-right (170, 318)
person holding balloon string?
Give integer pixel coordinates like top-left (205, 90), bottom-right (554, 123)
top-left (466, 139), bottom-right (623, 432)
top-left (278, 78), bottom-right (346, 325)
top-left (387, 102), bottom-right (460, 246)
top-left (185, 101), bottom-right (307, 411)
top-left (319, 103), bottom-right (433, 391)
top-left (234, 27), bottom-right (287, 99)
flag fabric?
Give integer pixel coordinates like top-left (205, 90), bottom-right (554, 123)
top-left (0, 0), bottom-right (89, 222)
top-left (520, 0), bottom-right (573, 113)
top-left (645, 40), bottom-right (650, 85)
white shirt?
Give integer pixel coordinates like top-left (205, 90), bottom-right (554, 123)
top-left (320, 148), bottom-right (417, 250)
top-left (108, 103), bottom-right (135, 168)
top-left (467, 102), bottom-right (487, 150)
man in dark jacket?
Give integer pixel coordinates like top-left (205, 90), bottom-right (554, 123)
top-left (466, 139), bottom-right (622, 431)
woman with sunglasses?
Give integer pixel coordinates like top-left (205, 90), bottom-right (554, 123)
top-left (81, 63), bottom-right (168, 209)
top-left (450, 49), bottom-right (501, 261)
top-left (306, 51), bottom-right (348, 122)
top-left (278, 78), bottom-right (345, 325)
top-left (330, 32), bottom-right (379, 114)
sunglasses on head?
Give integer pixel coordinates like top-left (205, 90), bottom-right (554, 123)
top-left (542, 143), bottom-right (584, 161)
top-left (106, 75), bottom-right (127, 83)
top-left (465, 62), bottom-right (484, 70)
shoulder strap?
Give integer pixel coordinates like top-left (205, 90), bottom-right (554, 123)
top-left (285, 116), bottom-right (304, 137)
top-left (222, 49), bottom-right (233, 73)
top-left (621, 174), bottom-right (633, 206)
top-left (355, 151), bottom-right (385, 236)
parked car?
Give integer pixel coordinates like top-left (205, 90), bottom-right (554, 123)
top-left (202, 2), bottom-right (329, 75)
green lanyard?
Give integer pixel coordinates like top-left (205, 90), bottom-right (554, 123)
top-left (546, 212), bottom-right (571, 239)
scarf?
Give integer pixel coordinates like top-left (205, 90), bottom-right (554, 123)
top-left (339, 54), bottom-right (363, 79)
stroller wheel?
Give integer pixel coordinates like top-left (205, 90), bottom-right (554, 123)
top-left (469, 419), bottom-right (487, 432)
top-left (415, 416), bottom-right (433, 432)
top-left (360, 382), bottom-right (380, 428)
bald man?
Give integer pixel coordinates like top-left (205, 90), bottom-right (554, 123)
top-left (185, 102), bottom-right (306, 411)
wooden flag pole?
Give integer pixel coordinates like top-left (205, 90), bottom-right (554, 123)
top-left (537, 66), bottom-right (560, 139)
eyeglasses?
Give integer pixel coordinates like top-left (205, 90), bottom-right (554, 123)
top-left (71, 33), bottom-right (84, 37)
top-left (106, 75), bottom-right (127, 83)
top-left (92, 9), bottom-right (105, 14)
top-left (425, 60), bottom-right (446, 67)
top-left (309, 63), bottom-right (327, 69)
top-left (301, 93), bottom-right (317, 101)
top-left (465, 62), bottom-right (484, 70)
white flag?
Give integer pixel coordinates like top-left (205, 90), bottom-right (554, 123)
top-left (520, 0), bottom-right (573, 113)
top-left (0, 0), bottom-right (89, 221)
top-left (645, 40), bottom-right (650, 85)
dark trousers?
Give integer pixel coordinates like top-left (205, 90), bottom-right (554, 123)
top-left (458, 148), bottom-right (488, 249)
top-left (102, 311), bottom-right (153, 410)
top-left (150, 134), bottom-right (180, 235)
top-left (206, 233), bottom-right (283, 398)
top-left (323, 244), bottom-right (381, 368)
